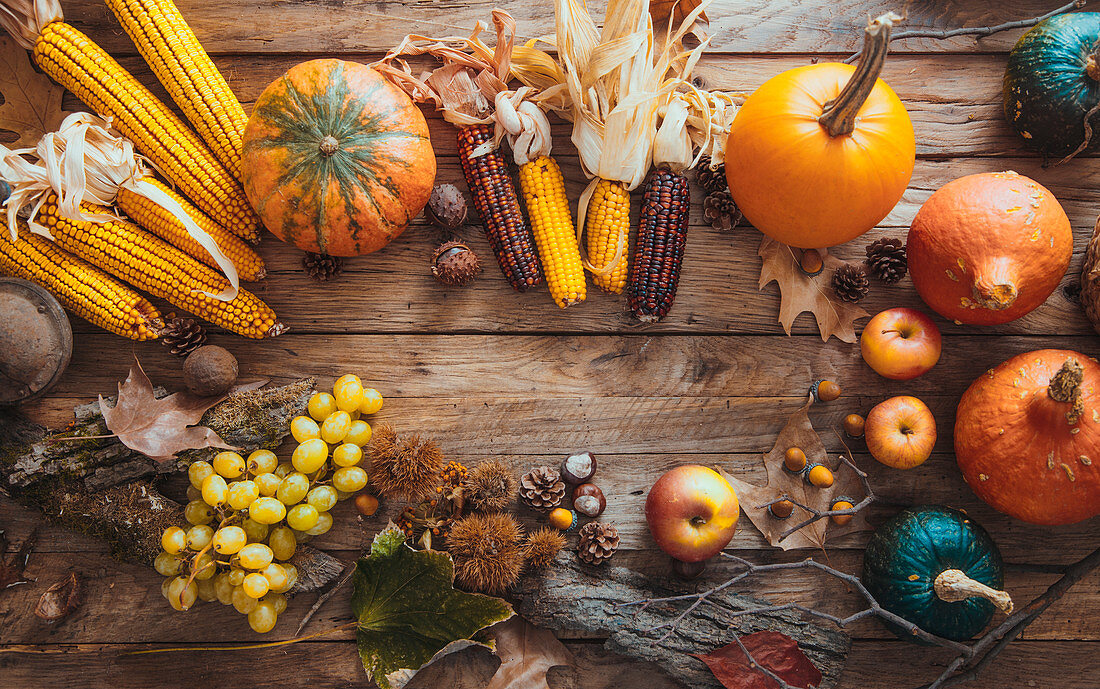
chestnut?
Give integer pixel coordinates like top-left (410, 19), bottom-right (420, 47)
top-left (572, 483), bottom-right (606, 518)
top-left (561, 451), bottom-right (597, 484)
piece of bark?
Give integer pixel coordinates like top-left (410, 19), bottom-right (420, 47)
top-left (512, 554), bottom-right (849, 689)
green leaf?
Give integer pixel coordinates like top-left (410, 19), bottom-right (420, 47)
top-left (352, 525), bottom-right (514, 689)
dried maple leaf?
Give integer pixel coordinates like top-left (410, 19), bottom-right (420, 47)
top-left (485, 616), bottom-right (573, 689)
top-left (691, 631), bottom-right (822, 689)
top-left (0, 35), bottom-right (69, 148)
top-left (718, 402), bottom-right (870, 551)
top-left (99, 356), bottom-right (264, 462)
top-left (758, 237), bottom-right (869, 343)
top-left (650, 0), bottom-right (709, 25)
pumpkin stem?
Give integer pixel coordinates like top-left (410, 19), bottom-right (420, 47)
top-left (1087, 42), bottom-right (1100, 82)
top-left (1048, 358), bottom-right (1085, 424)
top-left (319, 136), bottom-right (339, 156)
top-left (818, 12), bottom-right (902, 137)
top-left (972, 257), bottom-right (1018, 311)
top-left (933, 569), bottom-right (1014, 615)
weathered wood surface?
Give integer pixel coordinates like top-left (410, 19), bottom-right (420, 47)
top-left (4, 1), bottom-right (1100, 688)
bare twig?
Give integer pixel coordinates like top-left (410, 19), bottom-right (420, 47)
top-left (844, 1), bottom-right (1085, 63)
top-left (296, 560), bottom-right (356, 636)
top-left (774, 439), bottom-right (874, 543)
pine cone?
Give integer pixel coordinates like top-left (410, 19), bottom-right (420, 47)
top-left (832, 263), bottom-right (870, 303)
top-left (427, 183), bottom-right (468, 231)
top-left (702, 190), bottom-right (742, 231)
top-left (694, 156), bottom-right (727, 195)
top-left (864, 237), bottom-right (907, 284)
top-left (577, 521), bottom-right (619, 566)
top-left (518, 466), bottom-right (566, 509)
top-left (160, 317), bottom-right (207, 357)
top-left (432, 240), bottom-right (481, 286)
top-left (303, 252), bottom-right (342, 282)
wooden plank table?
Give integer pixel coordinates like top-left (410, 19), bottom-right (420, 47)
top-left (2, 1), bottom-right (1099, 687)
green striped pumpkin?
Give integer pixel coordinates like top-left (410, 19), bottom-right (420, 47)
top-left (242, 59), bottom-right (435, 256)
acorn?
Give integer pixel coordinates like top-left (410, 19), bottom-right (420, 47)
top-left (431, 240), bottom-right (481, 286)
top-left (799, 248), bottom-right (824, 276)
top-left (672, 557), bottom-right (706, 580)
top-left (548, 507), bottom-right (577, 531)
top-left (769, 499), bottom-right (795, 520)
top-left (830, 497), bottom-right (855, 526)
top-left (572, 483), bottom-right (606, 518)
top-left (561, 451), bottom-right (597, 484)
top-left (843, 413), bottom-right (866, 438)
top-left (783, 447), bottom-right (807, 473)
top-left (806, 463), bottom-right (835, 488)
top-left (810, 379), bottom-right (841, 402)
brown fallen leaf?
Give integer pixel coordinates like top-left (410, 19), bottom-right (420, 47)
top-left (718, 401), bottom-right (870, 551)
top-left (650, 0), bottom-right (709, 26)
top-left (758, 237), bottom-right (869, 343)
top-left (691, 631), bottom-right (822, 689)
top-left (485, 616), bottom-right (573, 689)
top-left (99, 356), bottom-right (265, 462)
top-left (0, 528), bottom-right (36, 592)
top-left (0, 35), bottom-right (70, 148)
top-left (35, 572), bottom-right (82, 622)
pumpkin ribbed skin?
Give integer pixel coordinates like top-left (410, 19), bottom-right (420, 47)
top-left (725, 63), bottom-right (914, 249)
top-left (1004, 13), bottom-right (1100, 158)
top-left (955, 350), bottom-right (1100, 525)
top-left (241, 59), bottom-right (435, 256)
top-left (907, 172), bottom-right (1071, 325)
top-left (862, 506), bottom-right (1004, 642)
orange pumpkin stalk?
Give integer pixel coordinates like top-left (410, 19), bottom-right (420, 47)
top-left (726, 12), bottom-right (915, 249)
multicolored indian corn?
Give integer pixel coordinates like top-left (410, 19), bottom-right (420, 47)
top-left (518, 155), bottom-right (585, 308)
top-left (585, 178), bottom-right (631, 294)
top-left (627, 169), bottom-right (689, 323)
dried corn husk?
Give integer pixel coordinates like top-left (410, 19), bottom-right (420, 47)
top-left (0, 112), bottom-right (239, 300)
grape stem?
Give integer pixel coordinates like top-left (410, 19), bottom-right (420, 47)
top-left (125, 620), bottom-right (359, 655)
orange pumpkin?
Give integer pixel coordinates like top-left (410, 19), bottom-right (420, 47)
top-left (955, 350), bottom-right (1100, 525)
top-left (907, 171), bottom-right (1072, 325)
top-left (725, 13), bottom-right (914, 249)
top-left (241, 59), bottom-right (435, 256)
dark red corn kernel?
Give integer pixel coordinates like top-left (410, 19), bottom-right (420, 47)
top-left (627, 168), bottom-right (690, 322)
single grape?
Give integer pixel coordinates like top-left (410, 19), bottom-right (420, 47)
top-left (167, 576), bottom-right (198, 611)
top-left (287, 503), bottom-right (320, 532)
top-left (192, 551), bottom-right (216, 580)
top-left (268, 526), bottom-right (297, 561)
top-left (263, 592), bottom-right (288, 614)
top-left (201, 474), bottom-right (229, 508)
top-left (332, 466), bottom-right (369, 493)
top-left (335, 489), bottom-right (354, 502)
top-left (276, 472), bottom-right (310, 506)
top-left (227, 567), bottom-right (247, 587)
top-left (242, 572), bottom-right (271, 599)
top-left (227, 479), bottom-right (260, 511)
top-left (274, 462), bottom-right (293, 479)
top-left (304, 510), bottom-right (333, 536)
top-left (185, 524), bottom-right (214, 551)
top-left (247, 449), bottom-right (278, 475)
top-left (196, 576), bottom-right (218, 602)
top-left (212, 525), bottom-right (247, 555)
top-left (248, 496), bottom-right (287, 525)
top-left (344, 420), bottom-right (372, 446)
top-left (290, 415), bottom-right (321, 443)
top-left (242, 517), bottom-right (269, 543)
top-left (331, 443), bottom-right (362, 468)
top-left (308, 391), bottom-right (338, 421)
top-left (212, 451), bottom-right (246, 479)
top-left (359, 388), bottom-right (384, 415)
top-left (231, 584), bottom-right (258, 614)
top-left (161, 526), bottom-right (187, 555)
top-left (161, 577), bottom-right (174, 601)
top-left (213, 572), bottom-right (235, 605)
top-left (291, 438), bottom-right (329, 474)
top-left (248, 600), bottom-right (278, 633)
top-left (320, 411), bottom-right (352, 445)
top-left (276, 564), bottom-right (298, 594)
top-left (186, 485), bottom-right (202, 503)
top-left (154, 551), bottom-right (184, 577)
top-left (333, 373), bottom-right (362, 389)
top-left (188, 460), bottom-right (215, 489)
top-left (184, 500), bottom-right (214, 526)
top-left (334, 379), bottom-right (364, 413)
top-left (261, 563), bottom-right (288, 591)
top-left (254, 472), bottom-right (281, 498)
top-left (306, 485), bottom-right (338, 513)
top-left (238, 543), bottom-right (274, 570)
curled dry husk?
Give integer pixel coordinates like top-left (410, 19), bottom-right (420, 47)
top-left (0, 112), bottom-right (239, 300)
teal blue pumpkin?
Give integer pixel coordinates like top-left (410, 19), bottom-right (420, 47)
top-left (1004, 13), bottom-right (1100, 158)
top-left (861, 506), bottom-right (1012, 642)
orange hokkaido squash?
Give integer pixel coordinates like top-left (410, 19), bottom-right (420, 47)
top-left (241, 59), bottom-right (436, 257)
top-left (725, 13), bottom-right (914, 249)
top-left (907, 171), bottom-right (1072, 325)
top-left (955, 350), bottom-right (1100, 525)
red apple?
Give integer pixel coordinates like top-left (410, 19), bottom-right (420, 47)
top-left (645, 465), bottom-right (739, 563)
top-left (865, 395), bottom-right (937, 469)
top-left (861, 308), bottom-right (942, 380)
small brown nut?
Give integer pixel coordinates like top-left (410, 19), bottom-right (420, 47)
top-left (830, 499), bottom-right (854, 526)
top-left (672, 557), bottom-right (706, 580)
top-left (800, 248), bottom-right (824, 276)
top-left (183, 345), bottom-right (238, 397)
top-left (843, 414), bottom-right (865, 438)
top-left (561, 451), bottom-right (597, 484)
top-left (769, 499), bottom-right (794, 519)
top-left (811, 380), bottom-right (842, 402)
top-left (572, 483), bottom-right (606, 518)
top-left (783, 447), bottom-right (807, 473)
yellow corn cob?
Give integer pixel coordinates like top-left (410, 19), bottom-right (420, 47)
top-left (32, 194), bottom-right (285, 339)
top-left (585, 179), bottom-right (631, 294)
top-left (0, 221), bottom-right (162, 340)
top-left (29, 20), bottom-right (259, 241)
top-left (105, 0), bottom-right (247, 179)
top-left (117, 181), bottom-right (266, 282)
top-left (519, 156), bottom-right (585, 308)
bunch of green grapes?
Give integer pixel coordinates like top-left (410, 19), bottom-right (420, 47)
top-left (156, 374), bottom-right (383, 633)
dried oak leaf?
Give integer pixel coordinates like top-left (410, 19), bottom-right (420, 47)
top-left (35, 572), bottom-right (81, 622)
top-left (691, 631), bottom-right (822, 689)
top-left (0, 35), bottom-right (69, 147)
top-left (717, 402), bottom-right (870, 551)
top-left (99, 356), bottom-right (264, 462)
top-left (0, 529), bottom-right (36, 591)
top-left (650, 0), bottom-right (709, 25)
top-left (758, 237), bottom-right (869, 343)
top-left (485, 616), bottom-right (573, 689)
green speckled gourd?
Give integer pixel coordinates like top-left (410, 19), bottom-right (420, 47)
top-left (241, 59), bottom-right (436, 256)
top-left (1004, 13), bottom-right (1100, 159)
top-left (862, 505), bottom-right (1013, 642)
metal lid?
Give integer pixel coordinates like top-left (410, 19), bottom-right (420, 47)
top-left (0, 277), bottom-right (73, 405)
